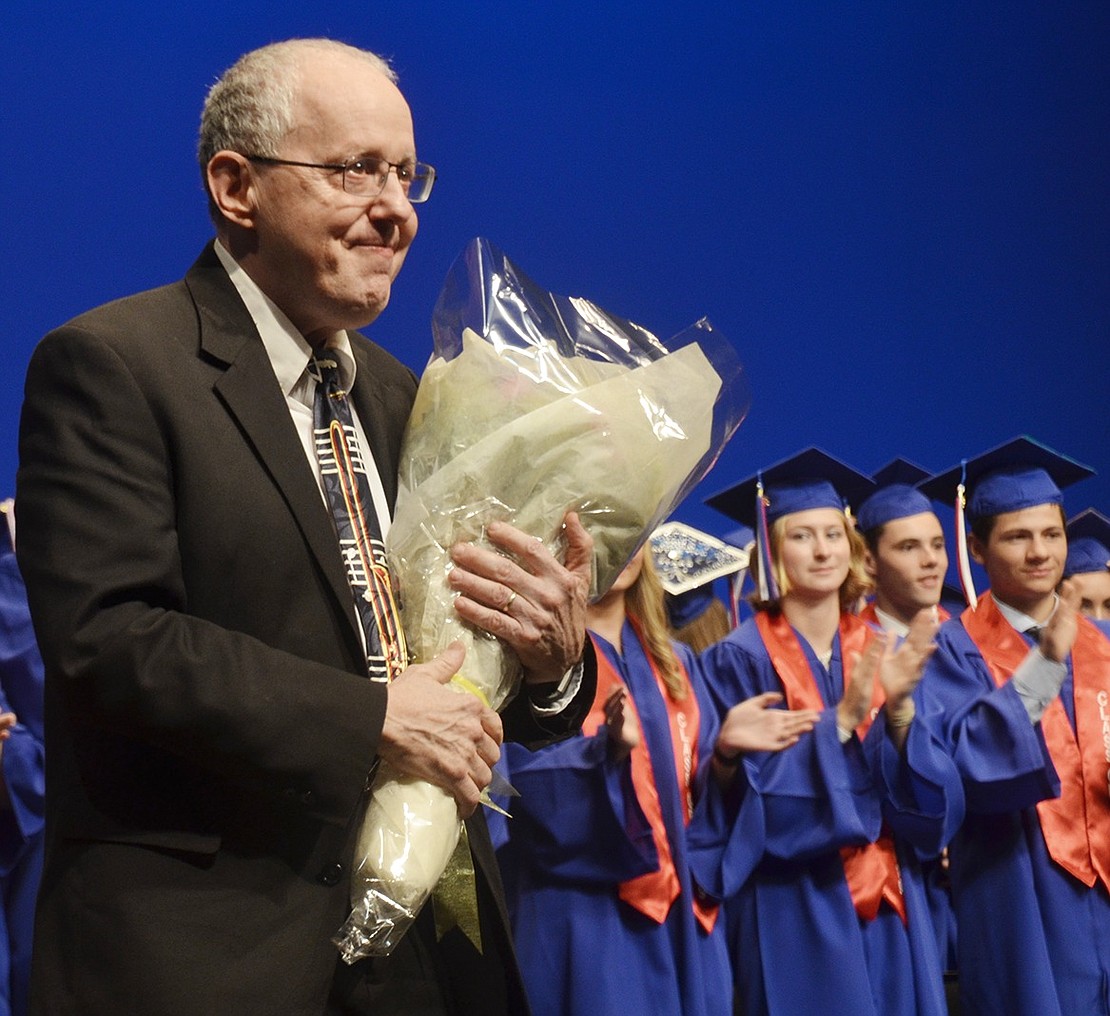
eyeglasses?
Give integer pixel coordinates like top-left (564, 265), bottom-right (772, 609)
top-left (244, 154), bottom-right (436, 203)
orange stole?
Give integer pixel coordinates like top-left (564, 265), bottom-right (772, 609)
top-left (755, 611), bottom-right (908, 924)
top-left (583, 627), bottom-right (717, 931)
top-left (961, 593), bottom-right (1110, 889)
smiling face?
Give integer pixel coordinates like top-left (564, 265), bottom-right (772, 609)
top-left (866, 512), bottom-right (948, 624)
top-left (777, 508), bottom-right (853, 604)
top-left (971, 503), bottom-right (1067, 619)
top-left (212, 49), bottom-right (419, 342)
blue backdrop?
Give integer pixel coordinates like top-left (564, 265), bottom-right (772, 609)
top-left (3, 2), bottom-right (1107, 586)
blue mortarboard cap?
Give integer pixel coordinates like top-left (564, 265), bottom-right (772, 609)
top-left (918, 436), bottom-right (1094, 523)
top-left (705, 447), bottom-right (877, 528)
top-left (723, 525), bottom-right (755, 550)
top-left (857, 484), bottom-right (937, 533)
top-left (665, 585), bottom-right (717, 628)
top-left (1065, 508), bottom-right (1110, 577)
top-left (870, 457), bottom-right (932, 488)
top-left (858, 460), bottom-right (938, 533)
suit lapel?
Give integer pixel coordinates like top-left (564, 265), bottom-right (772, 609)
top-left (184, 246), bottom-right (366, 662)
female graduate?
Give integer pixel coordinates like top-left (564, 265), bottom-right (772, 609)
top-left (495, 544), bottom-right (818, 1016)
top-left (698, 448), bottom-right (963, 1016)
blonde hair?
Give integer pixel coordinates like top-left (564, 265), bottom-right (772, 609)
top-left (625, 553), bottom-right (687, 701)
top-left (669, 597), bottom-right (731, 654)
top-left (748, 512), bottom-right (873, 614)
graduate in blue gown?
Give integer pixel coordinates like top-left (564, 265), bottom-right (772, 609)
top-left (917, 438), bottom-right (1110, 1016)
top-left (1063, 507), bottom-right (1110, 622)
top-left (0, 503), bottom-right (44, 1016)
top-left (856, 467), bottom-right (959, 978)
top-left (495, 545), bottom-right (818, 1016)
top-left (698, 448), bottom-right (963, 1016)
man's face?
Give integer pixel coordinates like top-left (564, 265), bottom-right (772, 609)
top-left (1070, 570), bottom-right (1110, 621)
top-left (971, 503), bottom-right (1067, 617)
top-left (241, 52), bottom-right (419, 342)
top-left (866, 512), bottom-right (947, 623)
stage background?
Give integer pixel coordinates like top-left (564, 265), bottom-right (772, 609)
top-left (4, 2), bottom-right (1107, 593)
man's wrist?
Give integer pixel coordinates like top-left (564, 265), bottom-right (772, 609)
top-left (528, 660), bottom-right (583, 715)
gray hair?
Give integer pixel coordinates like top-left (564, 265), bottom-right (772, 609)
top-left (197, 39), bottom-right (397, 220)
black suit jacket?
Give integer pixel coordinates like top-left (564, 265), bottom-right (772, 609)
top-left (16, 245), bottom-right (594, 1015)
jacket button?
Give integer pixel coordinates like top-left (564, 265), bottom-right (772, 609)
top-left (318, 863), bottom-right (344, 887)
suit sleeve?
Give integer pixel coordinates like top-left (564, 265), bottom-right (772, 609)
top-left (499, 639), bottom-right (598, 748)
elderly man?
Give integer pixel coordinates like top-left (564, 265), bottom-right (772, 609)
top-left (16, 39), bottom-right (595, 1015)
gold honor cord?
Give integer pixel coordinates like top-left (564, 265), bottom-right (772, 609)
top-left (432, 823), bottom-right (483, 952)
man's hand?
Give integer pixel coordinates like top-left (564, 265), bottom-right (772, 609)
top-left (378, 643), bottom-right (503, 817)
top-left (448, 511), bottom-right (593, 686)
top-left (880, 608), bottom-right (939, 715)
top-left (879, 608), bottom-right (939, 748)
top-left (838, 638), bottom-right (881, 735)
top-left (1040, 579), bottom-right (1080, 664)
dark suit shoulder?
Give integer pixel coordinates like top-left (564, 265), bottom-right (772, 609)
top-left (348, 329), bottom-right (419, 389)
top-left (48, 277), bottom-right (198, 349)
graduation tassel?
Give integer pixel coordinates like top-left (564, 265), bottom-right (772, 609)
top-left (955, 460), bottom-right (977, 611)
top-left (755, 476), bottom-right (779, 602)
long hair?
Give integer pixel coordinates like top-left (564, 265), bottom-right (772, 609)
top-left (747, 512), bottom-right (872, 614)
top-left (669, 597), bottom-right (731, 654)
top-left (624, 553), bottom-right (687, 701)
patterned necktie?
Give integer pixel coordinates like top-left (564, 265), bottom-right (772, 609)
top-left (310, 354), bottom-right (407, 683)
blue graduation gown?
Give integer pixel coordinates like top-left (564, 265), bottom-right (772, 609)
top-left (695, 616), bottom-right (961, 1016)
top-left (495, 626), bottom-right (733, 1016)
top-left (918, 616), bottom-right (1110, 1016)
top-left (0, 545), bottom-right (45, 1016)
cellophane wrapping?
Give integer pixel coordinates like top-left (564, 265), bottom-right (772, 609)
top-left (334, 238), bottom-right (749, 961)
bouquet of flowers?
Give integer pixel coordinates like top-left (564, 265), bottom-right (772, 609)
top-left (334, 238), bottom-right (749, 961)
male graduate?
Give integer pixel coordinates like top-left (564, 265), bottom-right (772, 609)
top-left (918, 436), bottom-right (1110, 1016)
top-left (856, 461), bottom-right (957, 982)
top-left (1063, 508), bottom-right (1110, 621)
top-left (857, 459), bottom-right (950, 636)
top-left (16, 38), bottom-right (596, 1016)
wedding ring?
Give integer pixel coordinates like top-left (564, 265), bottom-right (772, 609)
top-left (503, 590), bottom-right (518, 611)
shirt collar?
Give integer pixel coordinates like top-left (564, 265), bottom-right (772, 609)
top-left (994, 593), bottom-right (1059, 634)
top-left (213, 240), bottom-right (358, 392)
top-left (873, 605), bottom-right (911, 638)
